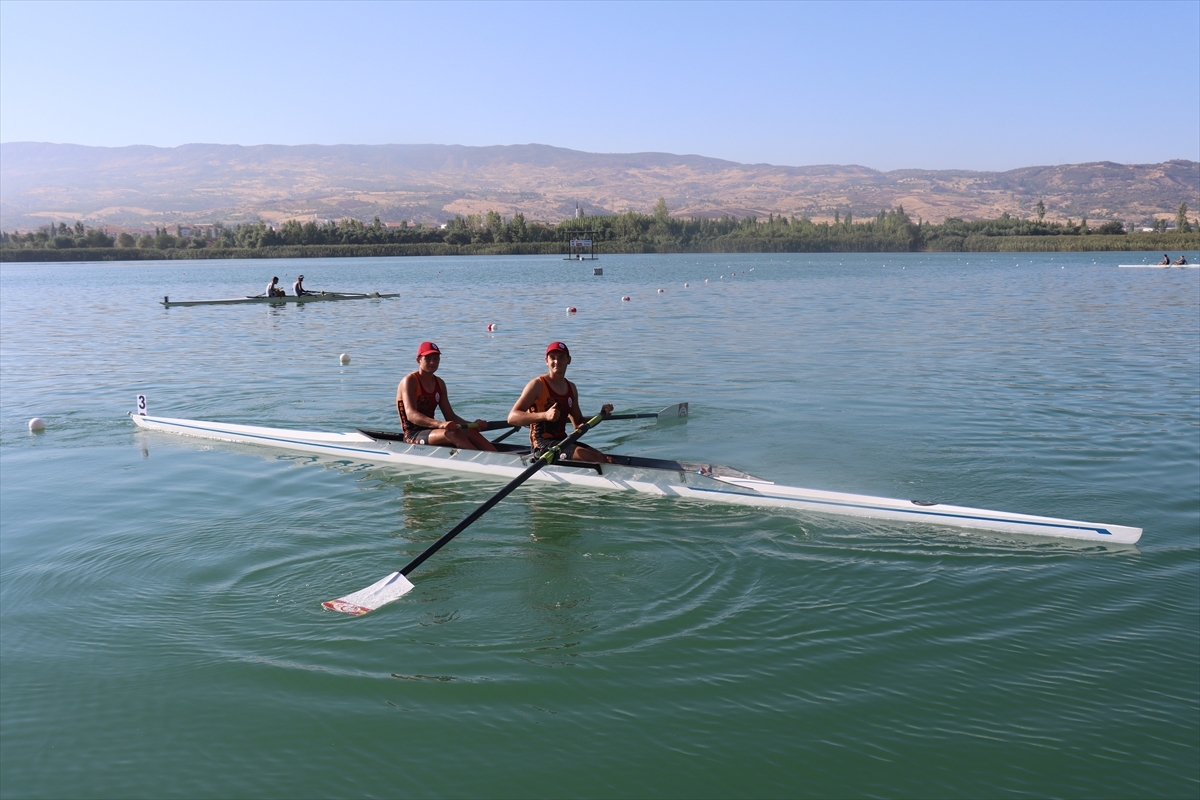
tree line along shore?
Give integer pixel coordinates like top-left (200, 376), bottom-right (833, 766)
top-left (3, 200), bottom-right (1196, 262)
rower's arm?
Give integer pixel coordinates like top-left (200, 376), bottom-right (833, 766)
top-left (507, 378), bottom-right (547, 426)
top-left (436, 379), bottom-right (469, 426)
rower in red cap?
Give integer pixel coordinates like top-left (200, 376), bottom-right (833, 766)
top-left (396, 341), bottom-right (497, 451)
top-left (508, 341), bottom-right (614, 463)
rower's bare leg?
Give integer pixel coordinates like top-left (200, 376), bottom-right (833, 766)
top-left (465, 429), bottom-right (498, 451)
top-left (426, 428), bottom-right (497, 451)
top-left (570, 443), bottom-right (613, 464)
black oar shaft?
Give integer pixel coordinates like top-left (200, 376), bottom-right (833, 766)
top-left (479, 412), bottom-right (652, 428)
top-left (488, 425), bottom-right (521, 444)
top-left (398, 412), bottom-right (605, 577)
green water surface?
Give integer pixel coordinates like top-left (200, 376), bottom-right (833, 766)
top-left (1, 253), bottom-right (1197, 798)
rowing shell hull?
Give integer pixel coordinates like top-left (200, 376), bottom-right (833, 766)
top-left (161, 292), bottom-right (400, 307)
top-left (128, 413), bottom-right (1142, 544)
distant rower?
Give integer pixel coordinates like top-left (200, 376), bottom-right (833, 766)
top-left (266, 276), bottom-right (285, 297)
top-left (1159, 254), bottom-right (1171, 265)
top-left (293, 274), bottom-right (310, 296)
top-left (1173, 255), bottom-right (1189, 265)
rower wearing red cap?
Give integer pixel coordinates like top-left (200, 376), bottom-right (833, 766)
top-left (507, 342), bottom-right (614, 463)
top-left (396, 341), bottom-right (497, 451)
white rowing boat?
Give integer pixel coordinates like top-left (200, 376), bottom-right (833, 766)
top-left (128, 410), bottom-right (1142, 544)
top-left (1118, 264), bottom-right (1197, 268)
top-left (160, 291), bottom-right (400, 307)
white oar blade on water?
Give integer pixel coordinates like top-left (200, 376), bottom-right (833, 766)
top-left (657, 402), bottom-right (688, 423)
top-left (322, 571), bottom-right (414, 615)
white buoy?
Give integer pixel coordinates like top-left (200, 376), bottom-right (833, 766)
top-left (566, 306), bottom-right (577, 314)
top-left (621, 296), bottom-right (631, 302)
top-left (657, 288), bottom-right (664, 293)
top-left (684, 283), bottom-right (689, 287)
top-left (339, 353), bottom-right (351, 365)
top-left (28, 417), bottom-right (45, 432)
top-left (487, 323), bottom-right (496, 332)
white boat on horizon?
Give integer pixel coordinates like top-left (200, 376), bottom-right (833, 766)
top-left (129, 410), bottom-right (1142, 544)
top-left (160, 291), bottom-right (400, 307)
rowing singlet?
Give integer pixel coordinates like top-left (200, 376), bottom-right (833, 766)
top-left (527, 375), bottom-right (576, 448)
top-left (397, 372), bottom-right (442, 440)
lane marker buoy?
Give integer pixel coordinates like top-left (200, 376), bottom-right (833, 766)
top-left (487, 323), bottom-right (496, 332)
top-left (28, 417), bottom-right (45, 432)
top-left (621, 296), bottom-right (631, 302)
top-left (567, 307), bottom-right (577, 314)
top-left (684, 283), bottom-right (689, 287)
top-left (339, 353), bottom-right (351, 365)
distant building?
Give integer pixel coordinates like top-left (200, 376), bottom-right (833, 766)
top-left (176, 224), bottom-right (219, 238)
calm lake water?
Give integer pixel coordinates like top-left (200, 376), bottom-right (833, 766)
top-left (1, 252), bottom-right (1197, 799)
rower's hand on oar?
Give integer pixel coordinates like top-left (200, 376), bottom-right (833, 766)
top-left (443, 420), bottom-right (461, 432)
top-left (473, 419), bottom-right (488, 431)
top-left (601, 403), bottom-right (614, 416)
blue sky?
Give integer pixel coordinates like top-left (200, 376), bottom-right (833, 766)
top-left (1, 0), bottom-right (1197, 171)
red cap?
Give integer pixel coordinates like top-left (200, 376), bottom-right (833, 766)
top-left (417, 341), bottom-right (441, 358)
top-left (546, 341), bottom-right (570, 356)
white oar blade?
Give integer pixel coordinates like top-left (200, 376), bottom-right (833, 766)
top-left (657, 402), bottom-right (689, 423)
top-left (322, 571), bottom-right (414, 615)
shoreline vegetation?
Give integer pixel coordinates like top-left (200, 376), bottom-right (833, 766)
top-left (3, 201), bottom-right (1196, 263)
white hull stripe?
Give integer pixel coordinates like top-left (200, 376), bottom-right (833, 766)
top-left (151, 418), bottom-right (393, 457)
top-left (688, 486), bottom-right (1113, 535)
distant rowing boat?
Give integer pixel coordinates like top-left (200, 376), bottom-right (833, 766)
top-left (161, 291), bottom-right (400, 307)
top-left (1118, 264), bottom-right (1197, 269)
top-left (129, 411), bottom-right (1142, 544)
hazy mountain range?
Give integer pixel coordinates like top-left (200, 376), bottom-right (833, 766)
top-left (1, 142), bottom-right (1196, 231)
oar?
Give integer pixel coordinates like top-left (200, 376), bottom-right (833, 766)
top-left (606, 402), bottom-right (688, 423)
top-left (355, 404), bottom-right (686, 446)
top-left (476, 403), bottom-right (689, 432)
top-left (322, 411), bottom-right (610, 616)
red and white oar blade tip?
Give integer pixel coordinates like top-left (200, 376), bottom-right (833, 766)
top-left (322, 571), bottom-right (415, 616)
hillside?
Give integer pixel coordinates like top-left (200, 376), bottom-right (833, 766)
top-left (1, 142), bottom-right (1195, 231)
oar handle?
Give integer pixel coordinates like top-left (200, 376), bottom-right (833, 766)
top-left (398, 412), bottom-right (607, 577)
